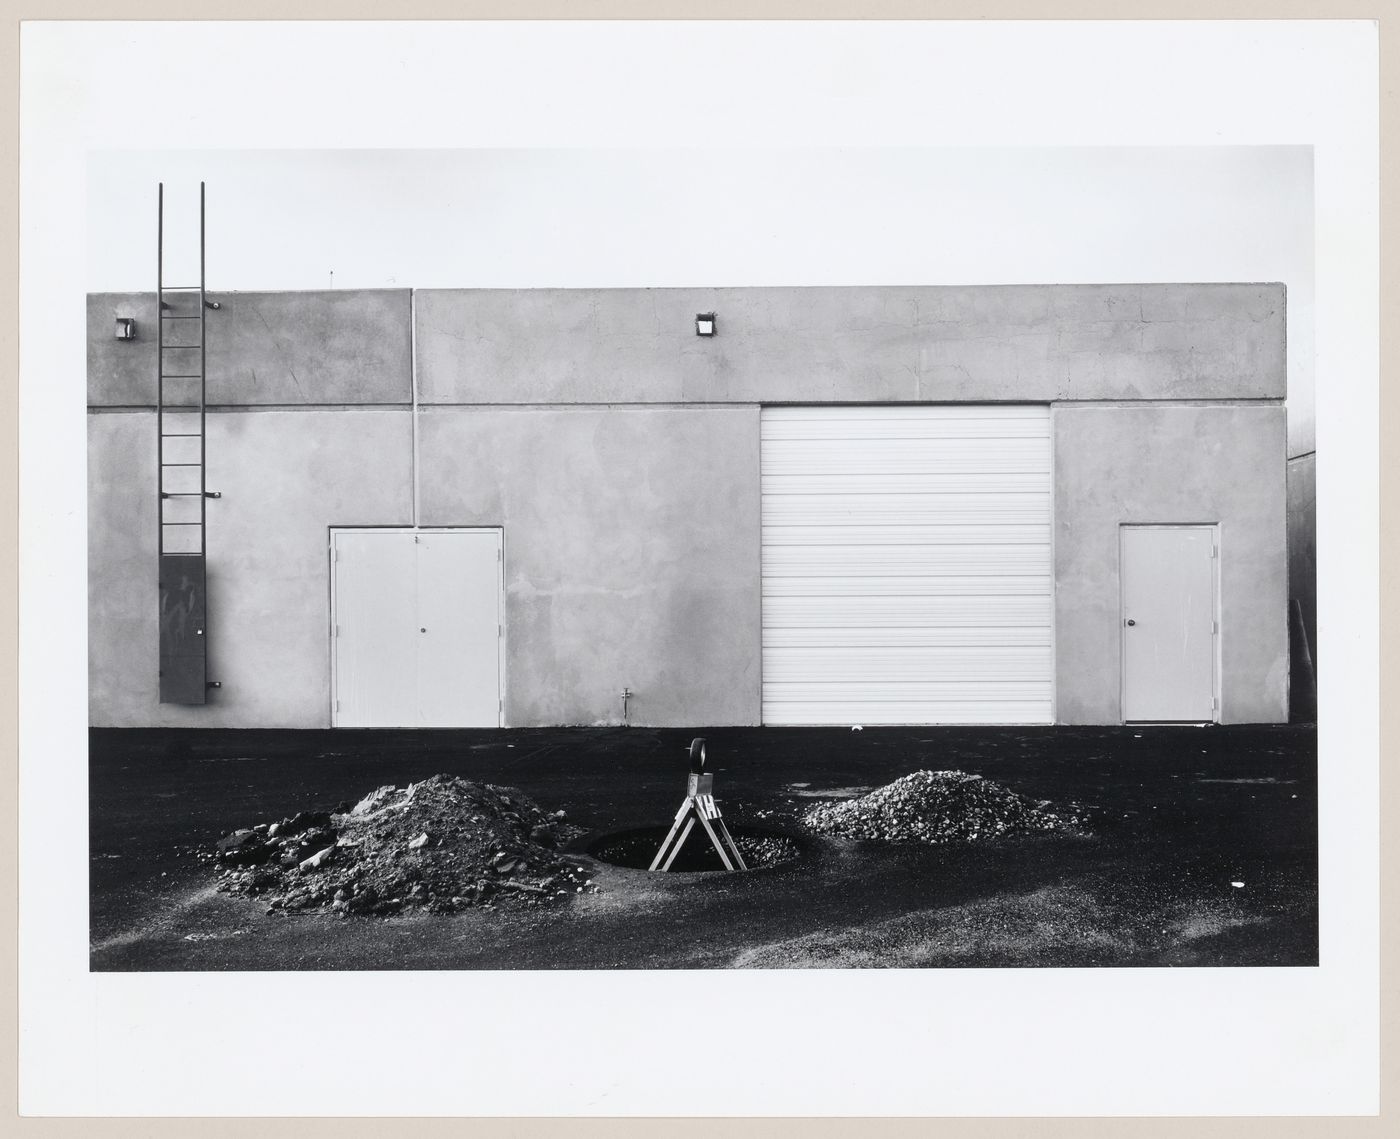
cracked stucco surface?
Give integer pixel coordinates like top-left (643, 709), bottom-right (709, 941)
top-left (85, 283), bottom-right (1288, 728)
top-left (418, 405), bottom-right (762, 727)
top-left (88, 284), bottom-right (1284, 408)
top-left (414, 284), bottom-right (1285, 406)
top-left (87, 289), bottom-right (412, 406)
top-left (1053, 404), bottom-right (1289, 725)
top-left (88, 409), bottom-right (413, 727)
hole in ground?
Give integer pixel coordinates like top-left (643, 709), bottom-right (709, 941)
top-left (587, 825), bottom-right (804, 873)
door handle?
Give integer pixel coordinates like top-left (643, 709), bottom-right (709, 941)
top-left (1125, 619), bottom-right (1136, 627)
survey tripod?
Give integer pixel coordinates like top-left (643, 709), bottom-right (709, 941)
top-left (649, 738), bottom-right (747, 872)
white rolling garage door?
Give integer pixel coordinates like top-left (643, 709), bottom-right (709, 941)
top-left (761, 405), bottom-right (1053, 725)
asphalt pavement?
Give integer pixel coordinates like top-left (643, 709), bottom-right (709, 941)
top-left (88, 723), bottom-right (1318, 970)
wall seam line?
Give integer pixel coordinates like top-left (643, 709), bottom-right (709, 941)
top-left (411, 290), bottom-right (420, 528)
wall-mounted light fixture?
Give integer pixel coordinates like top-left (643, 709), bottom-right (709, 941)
top-left (695, 312), bottom-right (716, 337)
top-left (115, 317), bottom-right (137, 340)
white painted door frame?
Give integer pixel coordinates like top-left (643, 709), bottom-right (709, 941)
top-left (329, 527), bottom-right (506, 727)
top-left (1118, 523), bottom-right (1221, 724)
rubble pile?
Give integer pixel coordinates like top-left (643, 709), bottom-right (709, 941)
top-left (730, 833), bottom-right (801, 869)
top-left (802, 770), bottom-right (1095, 845)
top-left (208, 775), bottom-right (593, 916)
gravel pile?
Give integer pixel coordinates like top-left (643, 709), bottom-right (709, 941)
top-left (208, 775), bottom-right (593, 916)
top-left (801, 770), bottom-right (1095, 845)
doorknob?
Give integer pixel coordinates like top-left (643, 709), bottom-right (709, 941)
top-left (420, 627), bottom-right (427, 633)
top-left (1125, 619), bottom-right (1136, 627)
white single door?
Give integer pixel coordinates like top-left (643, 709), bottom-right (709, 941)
top-left (1120, 525), bottom-right (1218, 722)
top-left (333, 529), bottom-right (502, 727)
top-left (761, 405), bottom-right (1053, 725)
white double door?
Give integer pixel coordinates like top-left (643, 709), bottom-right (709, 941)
top-left (332, 528), bottom-right (503, 727)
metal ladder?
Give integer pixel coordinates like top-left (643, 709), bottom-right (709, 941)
top-left (157, 182), bottom-right (220, 703)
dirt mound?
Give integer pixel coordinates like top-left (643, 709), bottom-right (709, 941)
top-left (209, 775), bottom-right (593, 916)
top-left (801, 770), bottom-right (1094, 844)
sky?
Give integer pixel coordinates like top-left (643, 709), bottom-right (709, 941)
top-left (87, 146), bottom-right (1315, 454)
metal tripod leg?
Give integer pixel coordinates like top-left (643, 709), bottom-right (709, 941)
top-left (650, 779), bottom-right (749, 873)
top-left (649, 800), bottom-right (694, 871)
top-left (695, 813), bottom-right (735, 871)
top-left (660, 815), bottom-right (697, 871)
top-left (713, 816), bottom-right (748, 871)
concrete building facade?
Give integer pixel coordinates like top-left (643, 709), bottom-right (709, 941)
top-left (88, 283), bottom-right (1290, 729)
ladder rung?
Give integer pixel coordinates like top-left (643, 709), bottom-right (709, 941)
top-left (161, 285), bottom-right (203, 290)
top-left (162, 492), bottom-right (205, 497)
top-left (161, 432), bottom-right (202, 437)
top-left (161, 315), bottom-right (202, 319)
top-left (162, 522), bottom-right (203, 527)
top-left (160, 344), bottom-right (202, 350)
top-left (162, 462), bottom-right (203, 467)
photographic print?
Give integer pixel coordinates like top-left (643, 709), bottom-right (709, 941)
top-left (20, 17), bottom-right (1377, 1119)
top-left (84, 146), bottom-right (1317, 972)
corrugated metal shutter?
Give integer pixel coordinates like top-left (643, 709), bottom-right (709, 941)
top-left (761, 405), bottom-right (1053, 725)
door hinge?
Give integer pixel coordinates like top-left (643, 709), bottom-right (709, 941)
top-left (334, 624), bottom-right (340, 637)
top-left (335, 699), bottom-right (340, 712)
top-left (1210, 546), bottom-right (1218, 558)
top-left (498, 624), bottom-right (504, 637)
top-left (1211, 620), bottom-right (1218, 634)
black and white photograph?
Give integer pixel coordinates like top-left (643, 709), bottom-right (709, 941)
top-left (83, 147), bottom-right (1318, 973)
top-left (19, 17), bottom-right (1379, 1120)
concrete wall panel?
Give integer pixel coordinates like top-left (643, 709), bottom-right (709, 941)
top-left (416, 284), bottom-right (1285, 406)
top-left (1287, 452), bottom-right (1317, 658)
top-left (88, 409), bottom-right (412, 727)
top-left (88, 290), bottom-right (412, 407)
top-left (88, 283), bottom-right (1288, 729)
top-left (1286, 452), bottom-right (1317, 720)
top-left (1053, 405), bottom-right (1288, 724)
top-left (417, 406), bottom-right (762, 726)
